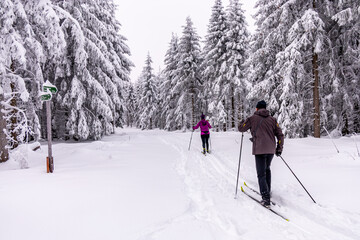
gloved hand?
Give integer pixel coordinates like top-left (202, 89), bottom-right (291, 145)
top-left (192, 126), bottom-right (195, 130)
top-left (238, 120), bottom-right (246, 131)
top-left (275, 149), bottom-right (282, 157)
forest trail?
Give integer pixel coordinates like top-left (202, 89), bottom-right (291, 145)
top-left (1, 128), bottom-right (360, 240)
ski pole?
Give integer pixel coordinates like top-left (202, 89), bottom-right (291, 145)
top-left (279, 155), bottom-right (316, 203)
top-left (235, 132), bottom-right (244, 199)
top-left (209, 136), bottom-right (212, 151)
top-left (323, 126), bottom-right (339, 153)
top-left (188, 130), bottom-right (194, 151)
top-left (353, 133), bottom-right (360, 157)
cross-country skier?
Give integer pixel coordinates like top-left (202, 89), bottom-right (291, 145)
top-left (193, 114), bottom-right (212, 154)
top-left (238, 100), bottom-right (284, 207)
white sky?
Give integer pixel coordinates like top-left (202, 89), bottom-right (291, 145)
top-left (114, 0), bottom-right (257, 82)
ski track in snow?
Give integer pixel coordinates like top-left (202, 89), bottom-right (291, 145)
top-left (208, 148), bottom-right (360, 240)
top-left (158, 136), bottom-right (246, 239)
top-left (157, 132), bottom-right (360, 240)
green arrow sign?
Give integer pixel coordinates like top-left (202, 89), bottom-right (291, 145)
top-left (43, 80), bottom-right (57, 94)
top-left (43, 86), bottom-right (57, 94)
top-left (41, 93), bottom-right (52, 101)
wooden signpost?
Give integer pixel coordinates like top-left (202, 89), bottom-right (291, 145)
top-left (41, 81), bottom-right (57, 173)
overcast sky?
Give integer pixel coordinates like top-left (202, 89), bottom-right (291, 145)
top-left (114, 0), bottom-right (257, 82)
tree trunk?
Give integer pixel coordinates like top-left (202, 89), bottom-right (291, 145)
top-left (231, 88), bottom-right (235, 129)
top-left (181, 114), bottom-right (183, 130)
top-left (238, 92), bottom-right (243, 123)
top-left (191, 92), bottom-right (195, 128)
top-left (312, 0), bottom-right (320, 138)
top-left (354, 103), bottom-right (360, 133)
top-left (223, 99), bottom-right (227, 132)
top-left (0, 92), bottom-right (9, 163)
top-left (313, 50), bottom-right (321, 138)
top-left (10, 61), bottom-right (19, 149)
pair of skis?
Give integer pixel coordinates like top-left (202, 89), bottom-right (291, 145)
top-left (241, 182), bottom-right (289, 222)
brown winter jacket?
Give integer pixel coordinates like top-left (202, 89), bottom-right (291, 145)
top-left (238, 109), bottom-right (284, 155)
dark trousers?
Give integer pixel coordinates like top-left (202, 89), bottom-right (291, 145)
top-left (201, 134), bottom-right (210, 150)
top-left (255, 154), bottom-right (274, 200)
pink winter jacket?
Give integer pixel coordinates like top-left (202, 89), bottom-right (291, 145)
top-left (193, 119), bottom-right (212, 135)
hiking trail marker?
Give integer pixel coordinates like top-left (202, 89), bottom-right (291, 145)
top-left (41, 81), bottom-right (57, 173)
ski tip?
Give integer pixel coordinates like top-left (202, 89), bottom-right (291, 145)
top-left (243, 181), bottom-right (247, 186)
top-left (285, 218), bottom-right (290, 222)
top-left (240, 186), bottom-right (244, 192)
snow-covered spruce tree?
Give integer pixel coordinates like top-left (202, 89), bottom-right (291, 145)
top-left (132, 79), bottom-right (142, 128)
top-left (249, 0), bottom-right (332, 138)
top-left (51, 0), bottom-right (132, 140)
top-left (137, 53), bottom-right (157, 130)
top-left (22, 0), bottom-right (66, 142)
top-left (324, 0), bottom-right (360, 134)
top-left (0, 0), bottom-right (29, 151)
top-left (124, 83), bottom-right (137, 127)
top-left (153, 69), bottom-right (165, 129)
top-left (250, 0), bottom-right (360, 138)
top-left (0, 0), bottom-right (61, 151)
top-left (161, 34), bottom-right (180, 130)
top-left (224, 0), bottom-right (250, 129)
top-left (173, 17), bottom-right (203, 130)
top-left (202, 0), bottom-right (228, 131)
top-left (248, 0), bottom-right (289, 123)
top-left (273, 1), bottom-right (331, 138)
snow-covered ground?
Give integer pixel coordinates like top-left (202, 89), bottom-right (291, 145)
top-left (1, 128), bottom-right (360, 240)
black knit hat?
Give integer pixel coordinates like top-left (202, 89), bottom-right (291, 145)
top-left (201, 114), bottom-right (205, 119)
top-left (256, 100), bottom-right (266, 109)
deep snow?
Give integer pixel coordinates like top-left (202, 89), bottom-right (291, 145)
top-left (1, 128), bottom-right (360, 240)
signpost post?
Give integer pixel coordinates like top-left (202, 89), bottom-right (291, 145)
top-left (41, 81), bottom-right (57, 173)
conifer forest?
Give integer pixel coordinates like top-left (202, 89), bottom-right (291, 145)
top-left (1, 0), bottom-right (359, 162)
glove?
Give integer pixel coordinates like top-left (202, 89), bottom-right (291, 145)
top-left (238, 120), bottom-right (246, 131)
top-left (192, 126), bottom-right (195, 130)
top-left (275, 149), bottom-right (282, 157)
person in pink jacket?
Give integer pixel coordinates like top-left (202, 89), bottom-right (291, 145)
top-left (193, 114), bottom-right (212, 154)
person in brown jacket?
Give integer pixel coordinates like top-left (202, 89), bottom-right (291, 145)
top-left (238, 100), bottom-right (284, 207)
